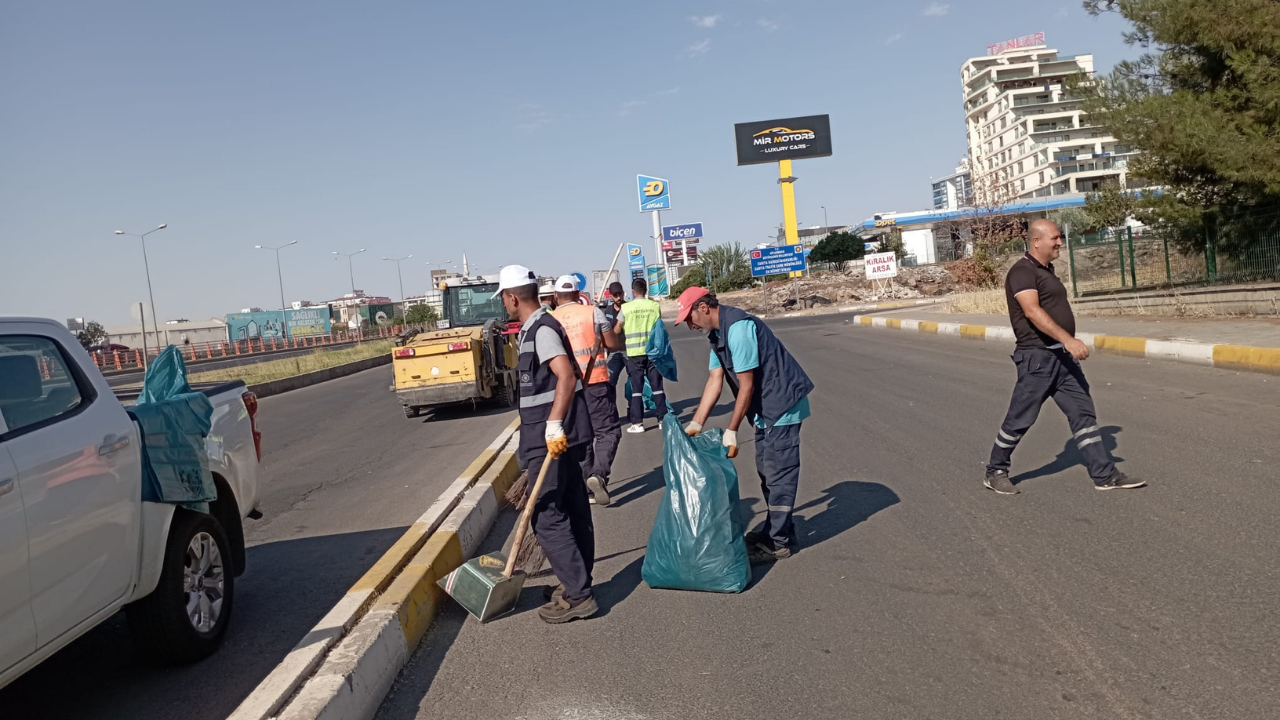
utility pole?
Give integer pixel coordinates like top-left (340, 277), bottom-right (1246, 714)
top-left (255, 241), bottom-right (298, 339)
top-left (383, 254), bottom-right (413, 303)
top-left (333, 248), bottom-right (367, 294)
top-left (114, 224), bottom-right (167, 342)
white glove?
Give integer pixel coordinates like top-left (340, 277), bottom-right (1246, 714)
top-left (685, 420), bottom-right (703, 437)
top-left (545, 419), bottom-right (565, 441)
top-left (722, 429), bottom-right (739, 458)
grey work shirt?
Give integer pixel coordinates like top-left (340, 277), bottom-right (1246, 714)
top-left (518, 308), bottom-right (568, 362)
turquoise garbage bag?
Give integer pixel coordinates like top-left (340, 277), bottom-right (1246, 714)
top-left (641, 414), bottom-right (750, 593)
top-left (623, 377), bottom-right (657, 412)
top-left (646, 319), bottom-right (678, 382)
top-left (132, 347), bottom-right (217, 509)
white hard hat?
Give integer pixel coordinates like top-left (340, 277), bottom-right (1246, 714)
top-left (538, 283), bottom-right (555, 296)
top-left (491, 265), bottom-right (538, 298)
top-left (554, 275), bottom-right (578, 293)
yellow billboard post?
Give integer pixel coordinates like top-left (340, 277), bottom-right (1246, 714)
top-left (778, 158), bottom-right (801, 278)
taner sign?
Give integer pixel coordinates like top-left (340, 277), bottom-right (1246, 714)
top-left (733, 114), bottom-right (833, 166)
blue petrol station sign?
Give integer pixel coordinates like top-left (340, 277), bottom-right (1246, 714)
top-left (637, 174), bottom-right (671, 212)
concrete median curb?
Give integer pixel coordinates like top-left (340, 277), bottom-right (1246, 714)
top-left (853, 314), bottom-right (1280, 375)
top-left (229, 417), bottom-right (520, 720)
top-left (247, 353), bottom-right (393, 399)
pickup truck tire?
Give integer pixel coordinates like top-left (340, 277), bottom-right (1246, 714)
top-left (126, 510), bottom-right (235, 664)
top-left (403, 405), bottom-right (421, 418)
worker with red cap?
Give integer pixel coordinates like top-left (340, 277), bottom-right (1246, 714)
top-left (676, 286), bottom-right (814, 563)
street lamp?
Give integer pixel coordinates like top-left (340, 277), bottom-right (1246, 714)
top-left (382, 254), bottom-right (413, 302)
top-left (332, 248), bottom-right (366, 294)
top-left (821, 206), bottom-right (829, 229)
top-left (255, 241), bottom-right (298, 339)
top-left (114, 223), bottom-right (167, 343)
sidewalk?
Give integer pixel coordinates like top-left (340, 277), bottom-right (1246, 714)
top-left (885, 305), bottom-right (1280, 348)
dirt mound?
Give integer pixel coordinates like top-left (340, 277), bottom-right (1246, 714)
top-left (717, 263), bottom-right (967, 317)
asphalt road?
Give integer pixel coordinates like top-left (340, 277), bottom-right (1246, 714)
top-left (376, 313), bottom-right (1280, 720)
top-left (0, 365), bottom-right (515, 720)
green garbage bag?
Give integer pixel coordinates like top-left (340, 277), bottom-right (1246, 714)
top-left (623, 377), bottom-right (656, 412)
top-left (131, 346), bottom-right (216, 510)
top-left (641, 414), bottom-right (750, 593)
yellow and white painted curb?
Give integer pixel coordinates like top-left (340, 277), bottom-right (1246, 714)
top-left (853, 314), bottom-right (1280, 375)
top-left (229, 417), bottom-right (521, 720)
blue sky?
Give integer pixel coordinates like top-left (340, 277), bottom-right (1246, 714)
top-left (1, 1), bottom-right (1137, 326)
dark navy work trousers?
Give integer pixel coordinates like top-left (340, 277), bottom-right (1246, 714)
top-left (526, 444), bottom-right (595, 602)
top-left (753, 422), bottom-right (803, 549)
top-left (988, 347), bottom-right (1117, 483)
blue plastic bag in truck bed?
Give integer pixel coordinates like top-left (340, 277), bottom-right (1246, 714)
top-left (129, 346), bottom-right (217, 510)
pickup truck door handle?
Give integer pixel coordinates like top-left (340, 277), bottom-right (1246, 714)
top-left (0, 478), bottom-right (14, 497)
top-left (98, 435), bottom-right (131, 456)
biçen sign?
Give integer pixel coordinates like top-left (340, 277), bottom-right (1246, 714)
top-left (734, 114), bottom-right (833, 166)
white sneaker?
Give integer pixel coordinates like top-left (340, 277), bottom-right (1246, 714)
top-left (626, 423), bottom-right (646, 434)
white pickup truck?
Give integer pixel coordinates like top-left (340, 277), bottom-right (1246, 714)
top-left (0, 317), bottom-right (264, 689)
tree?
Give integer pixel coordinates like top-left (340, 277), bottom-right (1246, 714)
top-left (1084, 179), bottom-right (1141, 230)
top-left (699, 242), bottom-right (753, 293)
top-left (1080, 0), bottom-right (1280, 252)
top-left (809, 231), bottom-right (864, 265)
top-left (75, 321), bottom-right (107, 348)
top-left (940, 172), bottom-right (1026, 286)
top-left (404, 304), bottom-right (438, 325)
top-left (875, 228), bottom-right (908, 261)
top-left (1047, 206), bottom-right (1095, 235)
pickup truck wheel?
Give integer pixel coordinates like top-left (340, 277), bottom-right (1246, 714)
top-left (126, 511), bottom-right (235, 664)
top-left (403, 405), bottom-right (420, 418)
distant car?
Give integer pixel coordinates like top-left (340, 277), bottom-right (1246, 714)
top-left (88, 343), bottom-right (132, 362)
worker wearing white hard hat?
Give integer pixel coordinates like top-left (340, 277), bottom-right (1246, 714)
top-left (494, 264), bottom-right (599, 623)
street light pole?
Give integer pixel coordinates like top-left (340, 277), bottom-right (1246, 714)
top-left (332, 248), bottom-right (367, 294)
top-left (115, 223), bottom-right (167, 346)
top-left (821, 206), bottom-right (829, 229)
top-left (382, 254), bottom-right (412, 303)
top-left (255, 241), bottom-right (298, 339)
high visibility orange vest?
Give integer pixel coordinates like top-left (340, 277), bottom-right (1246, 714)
top-left (552, 303), bottom-right (609, 385)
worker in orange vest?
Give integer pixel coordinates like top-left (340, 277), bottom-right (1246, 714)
top-left (552, 275), bottom-right (622, 506)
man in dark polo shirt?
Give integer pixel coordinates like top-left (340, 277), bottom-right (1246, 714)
top-left (984, 218), bottom-right (1145, 494)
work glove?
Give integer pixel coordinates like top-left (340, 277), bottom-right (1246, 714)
top-left (545, 420), bottom-right (568, 459)
top-left (722, 429), bottom-right (739, 459)
top-left (685, 420), bottom-right (703, 437)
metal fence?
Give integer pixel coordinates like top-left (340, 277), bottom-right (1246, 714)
top-left (1066, 214), bottom-right (1280, 297)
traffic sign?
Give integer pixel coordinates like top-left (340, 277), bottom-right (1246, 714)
top-left (661, 222), bottom-right (703, 243)
top-left (637, 174), bottom-right (671, 212)
top-left (571, 272), bottom-right (587, 291)
top-left (749, 244), bottom-right (807, 277)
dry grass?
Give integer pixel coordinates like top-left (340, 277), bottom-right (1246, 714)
top-left (944, 289), bottom-right (1007, 315)
top-left (190, 340), bottom-right (394, 386)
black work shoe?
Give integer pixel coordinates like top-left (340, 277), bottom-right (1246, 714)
top-left (748, 542), bottom-right (793, 564)
top-left (586, 475), bottom-right (612, 506)
top-left (984, 469), bottom-right (1019, 495)
top-left (542, 583), bottom-right (565, 601)
top-left (1095, 472), bottom-right (1146, 490)
top-left (538, 595), bottom-right (598, 624)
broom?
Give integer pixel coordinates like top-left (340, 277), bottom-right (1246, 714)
top-left (503, 335), bottom-right (605, 576)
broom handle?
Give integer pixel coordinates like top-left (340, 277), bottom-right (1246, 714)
top-left (502, 337), bottom-right (601, 579)
top-left (504, 457), bottom-right (553, 578)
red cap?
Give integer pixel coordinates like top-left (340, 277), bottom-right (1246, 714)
top-left (675, 286), bottom-right (711, 325)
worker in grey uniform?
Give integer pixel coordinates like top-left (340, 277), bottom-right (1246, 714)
top-left (984, 218), bottom-right (1146, 495)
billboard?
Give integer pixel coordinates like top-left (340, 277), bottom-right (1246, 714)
top-left (988, 32), bottom-right (1045, 56)
top-left (665, 247), bottom-right (699, 263)
top-left (661, 222), bottom-right (703, 243)
top-left (637, 174), bottom-right (671, 212)
top-left (627, 243), bottom-right (646, 282)
top-left (734, 114), bottom-right (833, 166)
top-left (749, 245), bottom-right (807, 277)
top-left (226, 308), bottom-right (333, 340)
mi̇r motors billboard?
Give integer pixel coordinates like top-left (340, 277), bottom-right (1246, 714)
top-left (733, 114), bottom-right (832, 166)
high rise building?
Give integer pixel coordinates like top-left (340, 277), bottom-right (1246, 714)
top-left (962, 34), bottom-right (1138, 201)
top-left (931, 159), bottom-right (973, 211)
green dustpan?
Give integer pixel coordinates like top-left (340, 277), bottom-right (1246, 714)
top-left (438, 458), bottom-right (551, 622)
